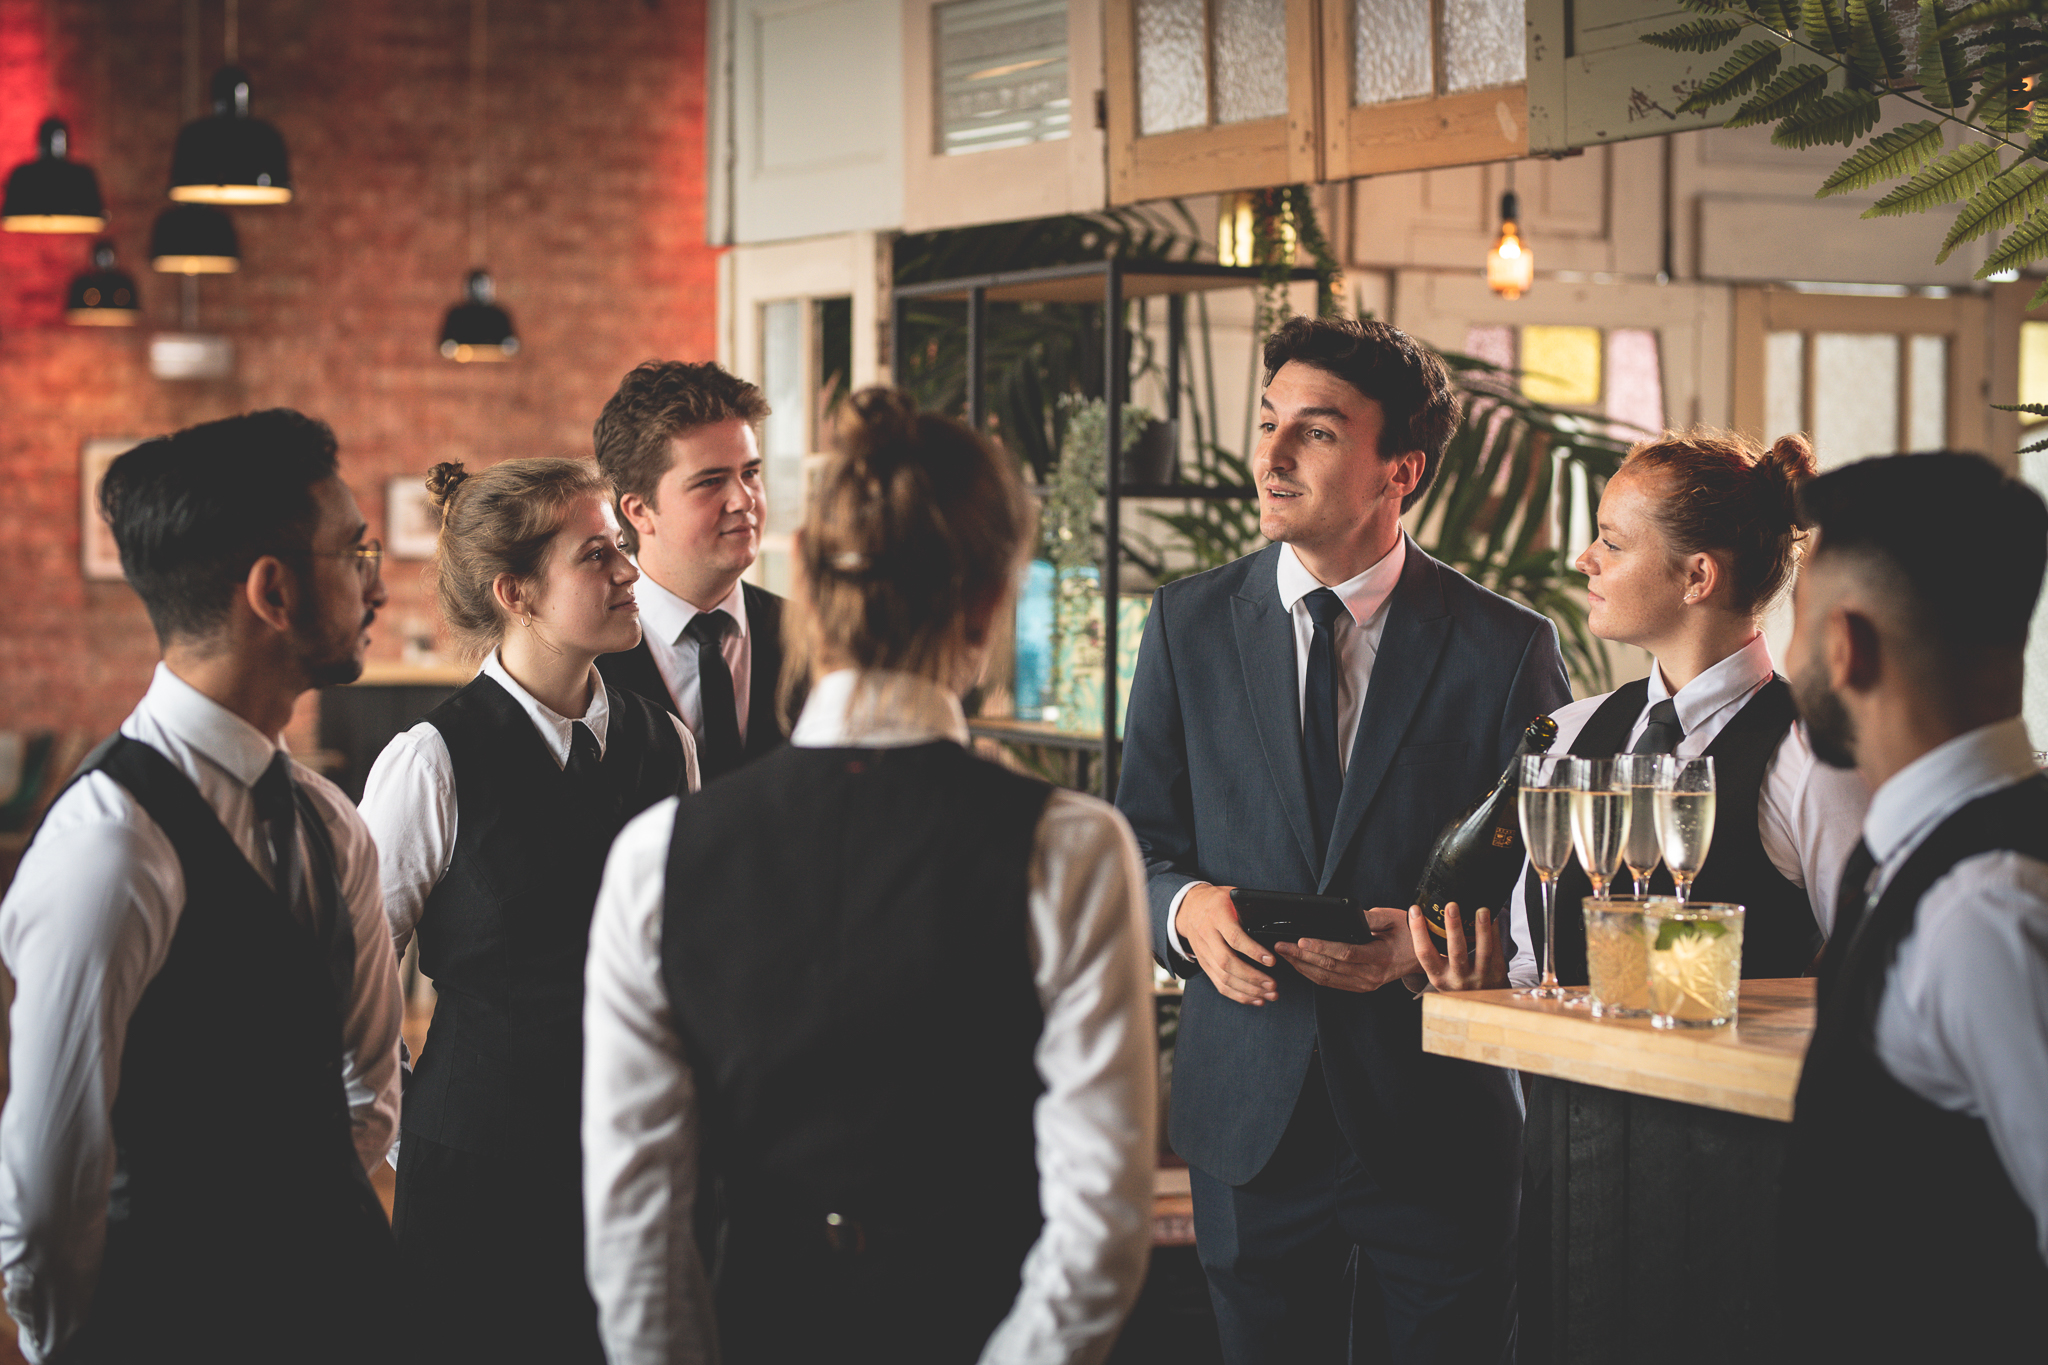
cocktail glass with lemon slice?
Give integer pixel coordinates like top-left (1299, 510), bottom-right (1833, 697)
top-left (1644, 901), bottom-right (1744, 1029)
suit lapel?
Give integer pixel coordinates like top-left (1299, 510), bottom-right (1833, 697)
top-left (1319, 538), bottom-right (1451, 890)
top-left (1231, 546), bottom-right (1320, 875)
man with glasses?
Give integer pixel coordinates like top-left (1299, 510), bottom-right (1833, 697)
top-left (0, 410), bottom-right (406, 1363)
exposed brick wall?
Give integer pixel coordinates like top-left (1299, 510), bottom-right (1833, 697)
top-left (0, 0), bottom-right (718, 746)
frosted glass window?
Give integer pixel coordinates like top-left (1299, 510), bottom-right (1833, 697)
top-left (1605, 328), bottom-right (1664, 438)
top-left (1214, 0), bottom-right (1288, 124)
top-left (1907, 334), bottom-right (1947, 451)
top-left (1137, 0), bottom-right (1208, 134)
top-left (1520, 325), bottom-right (1602, 408)
top-left (761, 298), bottom-right (806, 469)
top-left (937, 0), bottom-right (1070, 155)
top-left (1812, 333), bottom-right (1899, 467)
top-left (1444, 0), bottom-right (1526, 93)
top-left (2020, 322), bottom-right (2048, 421)
top-left (1766, 331), bottom-right (1805, 442)
top-left (1354, 0), bottom-right (1433, 105)
top-left (1462, 324), bottom-right (1515, 373)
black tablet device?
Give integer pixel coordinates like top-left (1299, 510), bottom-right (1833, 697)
top-left (1230, 888), bottom-right (1372, 947)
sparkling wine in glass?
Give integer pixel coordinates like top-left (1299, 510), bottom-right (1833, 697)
top-left (1567, 758), bottom-right (1629, 900)
top-left (1517, 753), bottom-right (1574, 999)
top-left (1654, 756), bottom-right (1717, 905)
top-left (1614, 754), bottom-right (1664, 897)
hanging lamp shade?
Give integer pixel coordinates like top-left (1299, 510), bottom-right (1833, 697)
top-left (440, 270), bottom-right (519, 361)
top-left (2, 118), bottom-right (109, 233)
top-left (67, 240), bottom-right (142, 325)
top-left (1486, 190), bottom-right (1533, 301)
top-left (150, 204), bottom-right (241, 273)
top-left (168, 67), bottom-right (293, 205)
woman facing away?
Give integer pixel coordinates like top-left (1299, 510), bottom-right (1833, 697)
top-left (360, 457), bottom-right (698, 1363)
top-left (581, 388), bottom-right (1158, 1365)
top-left (1411, 429), bottom-right (1869, 991)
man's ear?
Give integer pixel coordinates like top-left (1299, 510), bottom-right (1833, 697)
top-left (1387, 449), bottom-right (1426, 503)
top-left (242, 555), bottom-right (297, 634)
top-left (1827, 604), bottom-right (1883, 693)
top-left (618, 491), bottom-right (658, 542)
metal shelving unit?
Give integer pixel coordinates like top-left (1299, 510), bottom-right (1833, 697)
top-left (892, 258), bottom-right (1317, 793)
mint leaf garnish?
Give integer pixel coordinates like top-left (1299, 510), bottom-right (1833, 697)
top-left (1654, 918), bottom-right (1728, 952)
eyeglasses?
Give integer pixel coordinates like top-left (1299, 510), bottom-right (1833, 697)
top-left (307, 539), bottom-right (384, 576)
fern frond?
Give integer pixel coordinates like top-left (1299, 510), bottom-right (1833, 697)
top-left (2033, 274), bottom-right (2048, 307)
top-left (1863, 141), bottom-right (2000, 215)
top-left (1817, 120), bottom-right (1946, 195)
top-left (1771, 89), bottom-right (1883, 146)
top-left (1917, 0), bottom-right (1973, 106)
top-left (1746, 0), bottom-right (1801, 29)
top-left (1846, 0), bottom-right (1911, 81)
top-left (1673, 0), bottom-right (1733, 8)
top-left (1938, 0), bottom-right (2043, 36)
top-left (1992, 402), bottom-right (2048, 415)
top-left (2022, 432), bottom-right (2048, 453)
top-left (1643, 15), bottom-right (1748, 50)
top-left (1979, 208), bottom-right (2048, 274)
top-left (1938, 162), bottom-right (2048, 260)
top-left (1802, 0), bottom-right (1851, 52)
top-left (1679, 39), bottom-right (1788, 112)
top-left (1725, 63), bottom-right (1831, 126)
top-left (1971, 70), bottom-right (2030, 134)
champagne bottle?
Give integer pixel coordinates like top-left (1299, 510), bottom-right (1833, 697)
top-left (1412, 715), bottom-right (1559, 945)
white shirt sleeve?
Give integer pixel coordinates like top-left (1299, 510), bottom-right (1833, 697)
top-left (0, 776), bottom-right (182, 1365)
top-left (1874, 850), bottom-right (2048, 1262)
top-left (671, 714), bottom-right (703, 794)
top-left (358, 724), bottom-right (457, 957)
top-left (300, 769), bottom-right (406, 1173)
top-left (1756, 724), bottom-right (1871, 939)
top-left (980, 791), bottom-right (1157, 1365)
top-left (583, 797), bottom-right (716, 1365)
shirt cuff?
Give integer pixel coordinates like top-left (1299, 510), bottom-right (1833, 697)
top-left (1166, 881), bottom-right (1208, 964)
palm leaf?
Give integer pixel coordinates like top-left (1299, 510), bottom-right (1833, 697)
top-left (1863, 141), bottom-right (2000, 216)
top-left (1978, 207), bottom-right (2048, 273)
top-left (1846, 0), bottom-right (1911, 81)
top-left (1643, 15), bottom-right (1748, 50)
top-left (1725, 63), bottom-right (1831, 126)
top-left (1917, 0), bottom-right (1973, 105)
top-left (1937, 161), bottom-right (2048, 260)
top-left (1802, 0), bottom-right (1850, 53)
top-left (1817, 120), bottom-right (1945, 195)
top-left (1679, 39), bottom-right (1787, 113)
top-left (1771, 88), bottom-right (1883, 147)
top-left (1938, 0), bottom-right (2041, 36)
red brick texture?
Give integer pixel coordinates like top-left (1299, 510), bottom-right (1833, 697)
top-left (0, 0), bottom-right (719, 745)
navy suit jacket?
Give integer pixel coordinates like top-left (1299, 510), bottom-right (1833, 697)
top-left (1116, 538), bottom-right (1572, 1204)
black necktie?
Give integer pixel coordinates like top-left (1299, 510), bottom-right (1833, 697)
top-left (1632, 699), bottom-right (1684, 755)
top-left (252, 753), bottom-right (307, 931)
top-left (1301, 588), bottom-right (1347, 859)
top-left (564, 720), bottom-right (603, 783)
top-left (685, 610), bottom-right (743, 781)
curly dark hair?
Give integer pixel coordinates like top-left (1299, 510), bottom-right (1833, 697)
top-left (593, 360), bottom-right (770, 553)
top-left (1262, 316), bottom-right (1460, 512)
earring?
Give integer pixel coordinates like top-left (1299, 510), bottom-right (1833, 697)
top-left (1684, 589), bottom-right (1699, 603)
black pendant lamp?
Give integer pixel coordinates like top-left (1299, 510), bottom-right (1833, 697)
top-left (440, 270), bottom-right (519, 361)
top-left (2, 118), bottom-right (108, 233)
top-left (150, 203), bottom-right (241, 274)
top-left (67, 241), bottom-right (142, 325)
top-left (168, 66), bottom-right (293, 205)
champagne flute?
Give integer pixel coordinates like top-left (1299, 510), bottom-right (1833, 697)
top-left (1516, 753), bottom-right (1574, 999)
top-left (1653, 756), bottom-right (1717, 905)
top-left (1567, 758), bottom-right (1629, 901)
top-left (1614, 754), bottom-right (1664, 896)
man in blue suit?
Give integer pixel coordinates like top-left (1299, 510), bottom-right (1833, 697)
top-left (1117, 316), bottom-right (1571, 1363)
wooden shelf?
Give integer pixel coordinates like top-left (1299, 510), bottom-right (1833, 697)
top-left (1421, 978), bottom-right (1816, 1122)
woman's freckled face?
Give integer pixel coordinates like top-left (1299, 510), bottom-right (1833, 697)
top-left (1574, 472), bottom-right (1688, 647)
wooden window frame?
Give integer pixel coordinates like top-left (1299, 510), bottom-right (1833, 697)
top-left (1320, 0), bottom-right (1528, 180)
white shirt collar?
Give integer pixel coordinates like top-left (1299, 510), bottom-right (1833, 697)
top-left (1646, 631), bottom-right (1775, 735)
top-left (481, 650), bottom-right (612, 766)
top-left (789, 669), bottom-right (968, 749)
top-left (1274, 535), bottom-right (1407, 626)
top-left (633, 571), bottom-right (749, 650)
top-left (1864, 716), bottom-right (2038, 866)
top-left (138, 662), bottom-right (288, 788)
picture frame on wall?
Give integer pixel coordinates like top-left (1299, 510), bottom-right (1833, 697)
top-left (386, 476), bottom-right (440, 560)
top-left (81, 438), bottom-right (143, 582)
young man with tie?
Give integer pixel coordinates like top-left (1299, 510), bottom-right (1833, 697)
top-left (1782, 452), bottom-right (2048, 1359)
top-left (1116, 317), bottom-right (1572, 1363)
top-left (0, 411), bottom-right (405, 1363)
top-left (593, 361), bottom-right (786, 781)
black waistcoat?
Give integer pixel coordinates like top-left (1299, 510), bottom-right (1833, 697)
top-left (1783, 776), bottom-right (2048, 1359)
top-left (662, 741), bottom-right (1052, 1364)
top-left (1525, 676), bottom-right (1818, 985)
top-left (409, 674), bottom-right (684, 1155)
top-left (58, 738), bottom-right (398, 1363)
top-left (595, 582), bottom-right (789, 769)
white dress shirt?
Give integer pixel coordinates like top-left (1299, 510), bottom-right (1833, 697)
top-left (359, 651), bottom-right (700, 957)
top-left (1858, 717), bottom-right (2048, 1260)
top-left (1164, 537), bottom-right (1408, 955)
top-left (582, 668), bottom-right (1158, 1365)
top-left (0, 665), bottom-right (403, 1364)
top-left (1504, 633), bottom-right (1869, 987)
top-left (633, 573), bottom-right (752, 746)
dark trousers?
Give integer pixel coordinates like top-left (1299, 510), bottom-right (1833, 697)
top-left (393, 1132), bottom-right (605, 1365)
top-left (1188, 1060), bottom-right (1518, 1365)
